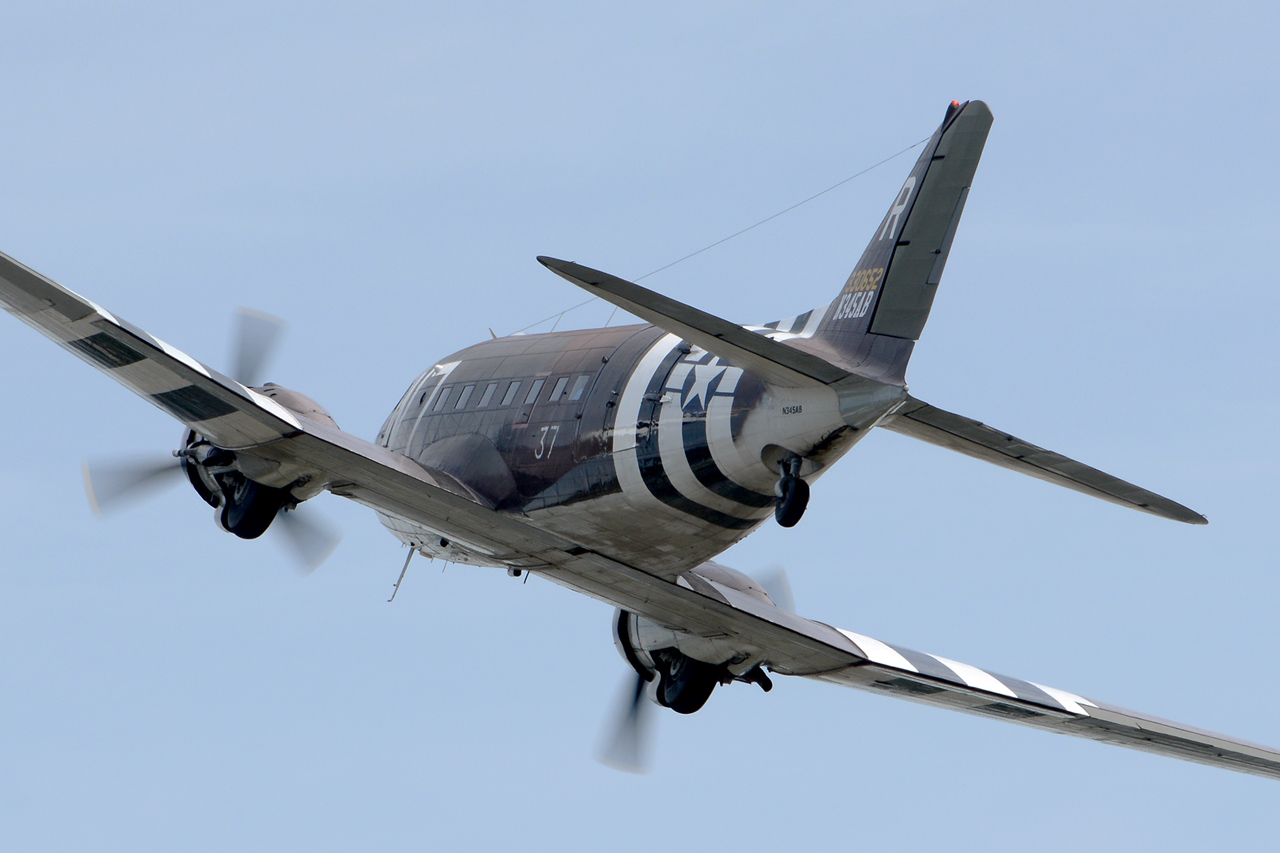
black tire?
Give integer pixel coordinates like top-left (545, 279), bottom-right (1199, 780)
top-left (661, 653), bottom-right (719, 715)
top-left (219, 477), bottom-right (284, 540)
top-left (774, 476), bottom-right (810, 528)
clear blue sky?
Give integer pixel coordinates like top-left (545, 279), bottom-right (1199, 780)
top-left (2, 3), bottom-right (1277, 850)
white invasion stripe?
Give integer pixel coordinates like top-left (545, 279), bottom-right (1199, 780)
top-left (1032, 683), bottom-right (1095, 716)
top-left (246, 389), bottom-right (303, 429)
top-left (612, 333), bottom-right (681, 514)
top-left (154, 337), bottom-right (212, 378)
top-left (656, 368), bottom-right (759, 518)
top-left (749, 303), bottom-right (830, 343)
top-left (612, 334), bottom-right (679, 453)
top-left (704, 368), bottom-right (760, 489)
top-left (838, 629), bottom-right (917, 672)
top-left (931, 655), bottom-right (1018, 698)
top-left (796, 302), bottom-right (829, 338)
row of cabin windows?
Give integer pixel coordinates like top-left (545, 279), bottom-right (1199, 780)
top-left (428, 373), bottom-right (591, 414)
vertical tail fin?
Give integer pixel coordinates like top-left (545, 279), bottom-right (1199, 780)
top-left (815, 100), bottom-right (992, 377)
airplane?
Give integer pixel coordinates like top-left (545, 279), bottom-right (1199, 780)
top-left (3, 98), bottom-right (1278, 779)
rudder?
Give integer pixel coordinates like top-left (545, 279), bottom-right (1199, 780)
top-left (816, 100), bottom-right (992, 374)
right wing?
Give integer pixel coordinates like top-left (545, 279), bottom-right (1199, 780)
top-left (880, 395), bottom-right (1207, 525)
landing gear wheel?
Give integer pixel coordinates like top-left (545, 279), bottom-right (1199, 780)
top-left (774, 476), bottom-right (810, 528)
top-left (659, 652), bottom-right (720, 715)
top-left (219, 477), bottom-right (286, 540)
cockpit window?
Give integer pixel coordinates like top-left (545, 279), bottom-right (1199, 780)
top-left (548, 376), bottom-right (569, 402)
top-left (524, 379), bottom-right (545, 405)
top-left (568, 375), bottom-right (590, 401)
top-left (433, 386), bottom-right (452, 411)
top-left (478, 382), bottom-right (498, 408)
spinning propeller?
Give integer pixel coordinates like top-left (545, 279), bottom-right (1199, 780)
top-left (597, 566), bottom-right (794, 773)
top-left (82, 309), bottom-right (340, 572)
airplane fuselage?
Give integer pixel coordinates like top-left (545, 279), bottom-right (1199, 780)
top-left (373, 323), bottom-right (905, 574)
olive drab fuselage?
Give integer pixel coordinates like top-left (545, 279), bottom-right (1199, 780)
top-left (374, 322), bottom-right (891, 573)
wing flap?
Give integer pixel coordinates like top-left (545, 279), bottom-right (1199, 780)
top-left (881, 395), bottom-right (1207, 524)
top-left (536, 256), bottom-right (848, 388)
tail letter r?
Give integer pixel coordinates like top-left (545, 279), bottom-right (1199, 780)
top-left (878, 176), bottom-right (916, 241)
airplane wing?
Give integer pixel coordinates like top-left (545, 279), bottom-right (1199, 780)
top-left (881, 395), bottom-right (1207, 525)
top-left (4, 250), bottom-right (1264, 779)
top-left (0, 248), bottom-right (633, 567)
top-left (0, 250), bottom-right (304, 451)
top-left (537, 256), bottom-right (848, 388)
top-left (575, 558), bottom-right (1280, 782)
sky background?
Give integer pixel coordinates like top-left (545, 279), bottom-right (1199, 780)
top-left (1, 3), bottom-right (1277, 850)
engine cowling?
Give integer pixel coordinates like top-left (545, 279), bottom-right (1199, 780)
top-left (612, 564), bottom-right (782, 713)
top-left (178, 383), bottom-right (336, 539)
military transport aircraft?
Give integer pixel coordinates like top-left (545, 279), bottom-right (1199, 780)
top-left (3, 99), bottom-right (1278, 779)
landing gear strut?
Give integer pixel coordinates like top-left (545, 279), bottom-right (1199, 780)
top-left (774, 456), bottom-right (809, 528)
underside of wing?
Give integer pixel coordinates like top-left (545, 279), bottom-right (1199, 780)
top-left (585, 559), bottom-right (1280, 781)
top-left (881, 395), bottom-right (1207, 525)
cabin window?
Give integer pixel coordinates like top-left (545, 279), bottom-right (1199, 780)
top-left (568, 374), bottom-right (590, 401)
top-left (500, 381), bottom-right (521, 407)
top-left (455, 384), bottom-right (474, 409)
top-left (548, 376), bottom-right (569, 402)
top-left (478, 382), bottom-right (498, 408)
top-left (433, 386), bottom-right (452, 411)
top-left (524, 379), bottom-right (545, 405)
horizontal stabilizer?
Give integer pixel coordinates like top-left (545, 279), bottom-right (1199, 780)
top-left (537, 257), bottom-right (848, 388)
top-left (880, 396), bottom-right (1206, 524)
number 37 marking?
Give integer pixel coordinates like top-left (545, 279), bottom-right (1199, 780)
top-left (535, 425), bottom-right (561, 460)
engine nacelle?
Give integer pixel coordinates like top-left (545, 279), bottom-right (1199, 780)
top-left (612, 563), bottom-right (781, 713)
top-left (613, 609), bottom-right (749, 681)
top-left (177, 383), bottom-right (335, 539)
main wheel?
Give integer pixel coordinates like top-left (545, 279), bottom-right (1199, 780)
top-left (660, 653), bottom-right (720, 715)
top-left (219, 476), bottom-right (285, 540)
top-left (774, 476), bottom-right (810, 528)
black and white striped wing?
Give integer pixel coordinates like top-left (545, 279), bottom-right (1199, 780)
top-left (807, 628), bottom-right (1280, 779)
